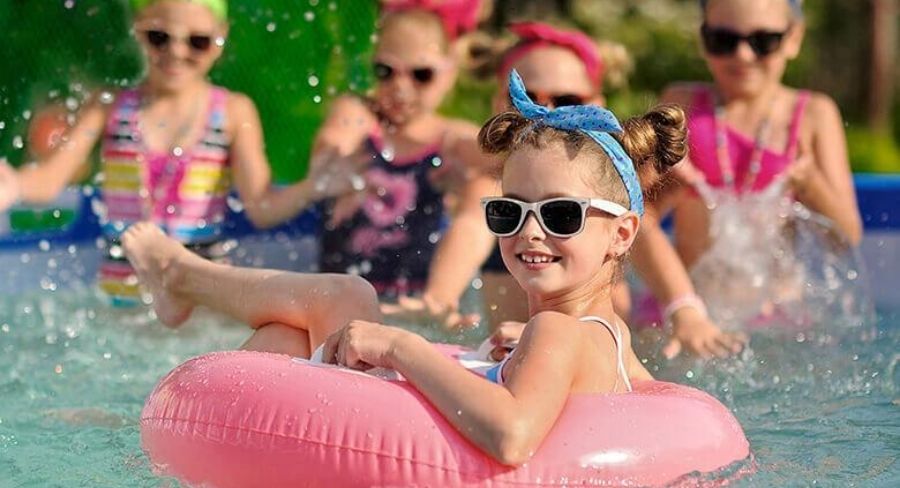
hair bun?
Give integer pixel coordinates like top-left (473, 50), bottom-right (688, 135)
top-left (616, 104), bottom-right (687, 190)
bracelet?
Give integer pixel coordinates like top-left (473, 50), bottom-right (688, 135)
top-left (662, 293), bottom-right (708, 325)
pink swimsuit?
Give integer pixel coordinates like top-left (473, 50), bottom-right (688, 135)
top-left (687, 86), bottom-right (810, 193)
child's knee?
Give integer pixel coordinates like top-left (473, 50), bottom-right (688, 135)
top-left (310, 274), bottom-right (379, 324)
top-left (335, 275), bottom-right (379, 317)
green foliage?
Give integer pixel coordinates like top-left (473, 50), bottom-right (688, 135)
top-left (846, 126), bottom-right (900, 174)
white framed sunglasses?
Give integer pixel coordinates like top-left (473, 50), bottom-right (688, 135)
top-left (481, 197), bottom-right (628, 238)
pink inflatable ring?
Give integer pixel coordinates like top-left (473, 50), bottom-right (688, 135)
top-left (142, 350), bottom-right (750, 487)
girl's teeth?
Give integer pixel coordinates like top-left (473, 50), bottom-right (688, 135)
top-left (522, 254), bottom-right (552, 263)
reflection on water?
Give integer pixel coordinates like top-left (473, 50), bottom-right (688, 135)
top-left (690, 179), bottom-right (874, 331)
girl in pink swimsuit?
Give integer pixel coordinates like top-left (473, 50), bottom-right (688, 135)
top-left (0, 0), bottom-right (325, 305)
top-left (630, 0), bottom-right (862, 358)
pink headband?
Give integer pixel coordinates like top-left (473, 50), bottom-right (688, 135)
top-left (381, 0), bottom-right (481, 40)
top-left (499, 22), bottom-right (604, 89)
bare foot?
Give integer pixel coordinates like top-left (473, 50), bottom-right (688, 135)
top-left (120, 222), bottom-right (195, 327)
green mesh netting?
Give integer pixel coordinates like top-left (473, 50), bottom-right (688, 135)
top-left (0, 0), bottom-right (377, 183)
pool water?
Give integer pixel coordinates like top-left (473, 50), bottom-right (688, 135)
top-left (0, 249), bottom-right (897, 486)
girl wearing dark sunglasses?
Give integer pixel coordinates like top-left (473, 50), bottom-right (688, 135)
top-left (627, 0), bottom-right (862, 359)
top-left (270, 1), bottom-right (494, 308)
top-left (0, 0), bottom-right (317, 305)
top-left (117, 72), bottom-right (691, 468)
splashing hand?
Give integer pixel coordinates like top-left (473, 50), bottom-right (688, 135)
top-left (320, 320), bottom-right (409, 370)
top-left (308, 148), bottom-right (368, 200)
top-left (0, 158), bottom-right (22, 212)
top-left (662, 308), bottom-right (748, 360)
top-left (786, 138), bottom-right (815, 195)
top-left (380, 294), bottom-right (481, 331)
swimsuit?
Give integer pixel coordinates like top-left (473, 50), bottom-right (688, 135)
top-left (98, 86), bottom-right (232, 305)
top-left (686, 86), bottom-right (813, 327)
top-left (318, 129), bottom-right (452, 296)
top-left (484, 316), bottom-right (633, 393)
top-left (687, 85), bottom-right (810, 195)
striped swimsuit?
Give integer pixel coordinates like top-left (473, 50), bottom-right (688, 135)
top-left (98, 86), bottom-right (232, 305)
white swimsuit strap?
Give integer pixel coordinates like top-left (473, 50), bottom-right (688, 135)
top-left (579, 316), bottom-right (633, 392)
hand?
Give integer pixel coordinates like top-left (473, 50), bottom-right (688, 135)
top-left (327, 191), bottom-right (367, 227)
top-left (0, 158), bottom-right (22, 212)
top-left (672, 160), bottom-right (704, 186)
top-left (320, 320), bottom-right (410, 370)
top-left (380, 294), bottom-right (481, 330)
top-left (308, 148), bottom-right (368, 200)
top-left (785, 138), bottom-right (815, 196)
top-left (486, 321), bottom-right (526, 361)
top-left (662, 307), bottom-right (748, 360)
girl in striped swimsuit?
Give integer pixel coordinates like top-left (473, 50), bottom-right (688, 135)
top-left (0, 0), bottom-right (323, 305)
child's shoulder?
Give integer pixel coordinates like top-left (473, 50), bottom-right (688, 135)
top-left (526, 311), bottom-right (585, 334)
top-left (795, 89), bottom-right (841, 117)
top-left (659, 82), bottom-right (710, 106)
top-left (790, 88), bottom-right (843, 131)
top-left (440, 116), bottom-right (480, 139)
top-left (224, 90), bottom-right (257, 112)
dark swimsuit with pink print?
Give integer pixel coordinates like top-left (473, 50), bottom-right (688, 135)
top-left (318, 130), bottom-right (450, 296)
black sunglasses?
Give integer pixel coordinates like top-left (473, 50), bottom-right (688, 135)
top-left (700, 24), bottom-right (790, 58)
top-left (144, 29), bottom-right (220, 52)
top-left (525, 90), bottom-right (586, 108)
top-left (481, 197), bottom-right (627, 238)
top-left (373, 62), bottom-right (436, 85)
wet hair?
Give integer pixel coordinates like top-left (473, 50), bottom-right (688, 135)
top-left (130, 0), bottom-right (228, 21)
top-left (379, 9), bottom-right (451, 53)
top-left (700, 0), bottom-right (804, 19)
top-left (478, 104), bottom-right (687, 210)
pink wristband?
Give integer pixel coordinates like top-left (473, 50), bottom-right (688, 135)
top-left (662, 294), bottom-right (708, 324)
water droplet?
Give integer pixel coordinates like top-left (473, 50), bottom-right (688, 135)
top-left (266, 22), bottom-right (277, 32)
top-left (38, 240), bottom-right (50, 252)
top-left (304, 11), bottom-right (315, 21)
top-left (172, 146), bottom-right (184, 156)
top-left (313, 95), bottom-right (322, 104)
top-left (227, 196), bottom-right (245, 213)
top-left (12, 136), bottom-right (23, 149)
top-left (64, 0), bottom-right (75, 8)
top-left (308, 75), bottom-right (320, 87)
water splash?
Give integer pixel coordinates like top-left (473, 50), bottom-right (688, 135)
top-left (690, 179), bottom-right (873, 331)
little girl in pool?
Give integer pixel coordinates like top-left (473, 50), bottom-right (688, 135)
top-left (0, 0), bottom-right (321, 305)
top-left (630, 0), bottom-right (862, 357)
top-left (122, 71), bottom-right (682, 463)
top-left (294, 0), bottom-right (495, 298)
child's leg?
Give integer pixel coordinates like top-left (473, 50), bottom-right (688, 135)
top-left (239, 322), bottom-right (312, 356)
top-left (121, 223), bottom-right (381, 355)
